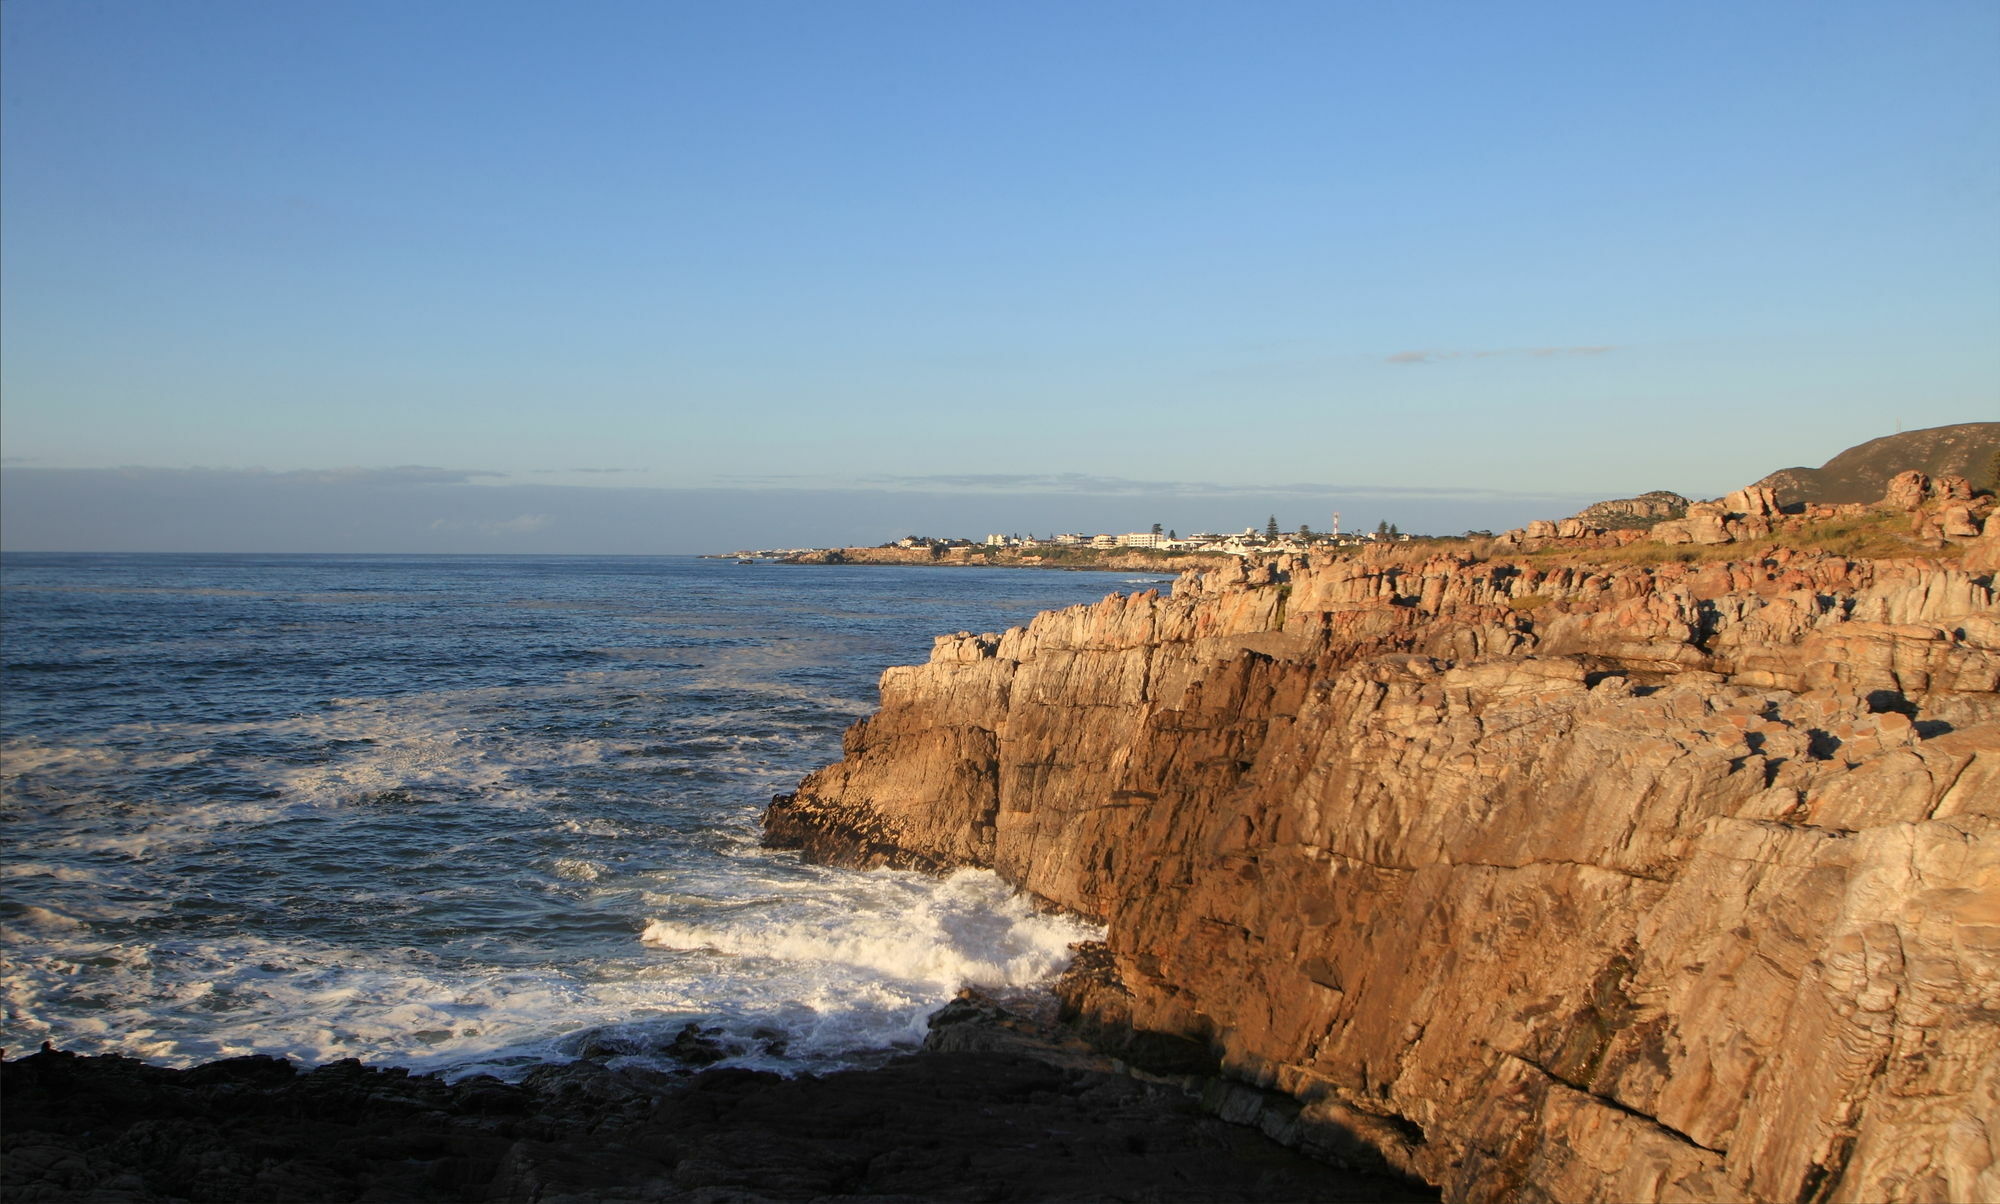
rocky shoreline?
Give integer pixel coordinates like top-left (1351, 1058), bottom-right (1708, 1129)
top-left (15, 471), bottom-right (1993, 1204)
top-left (2, 991), bottom-right (1433, 1203)
top-left (764, 518), bottom-right (2000, 1203)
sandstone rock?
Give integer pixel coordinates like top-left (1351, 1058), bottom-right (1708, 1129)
top-left (1721, 484), bottom-right (1783, 518)
top-left (769, 547), bottom-right (2000, 1204)
top-left (1883, 470), bottom-right (1932, 511)
top-left (1940, 504), bottom-right (1980, 537)
top-left (1653, 503), bottom-right (1734, 545)
top-left (1934, 473), bottom-right (1975, 502)
top-left (1966, 514), bottom-right (2000, 574)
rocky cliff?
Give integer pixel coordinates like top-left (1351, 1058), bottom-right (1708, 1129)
top-left (766, 537), bottom-right (2000, 1203)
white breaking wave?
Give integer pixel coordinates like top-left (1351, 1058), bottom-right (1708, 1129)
top-left (552, 857), bottom-right (607, 882)
top-left (643, 867), bottom-right (1092, 990)
top-left (637, 866), bottom-right (1100, 1062)
top-left (0, 930), bottom-right (598, 1073)
top-left (1, 864), bottom-right (1102, 1082)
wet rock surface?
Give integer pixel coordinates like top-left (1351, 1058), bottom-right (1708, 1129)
top-left (2, 1002), bottom-right (1434, 1203)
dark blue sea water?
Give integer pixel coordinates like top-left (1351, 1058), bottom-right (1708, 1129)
top-left (0, 554), bottom-right (1163, 1078)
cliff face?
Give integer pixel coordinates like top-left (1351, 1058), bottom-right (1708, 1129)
top-left (766, 543), bottom-right (2000, 1204)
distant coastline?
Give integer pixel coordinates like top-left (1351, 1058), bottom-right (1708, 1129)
top-left (712, 544), bottom-right (1228, 572)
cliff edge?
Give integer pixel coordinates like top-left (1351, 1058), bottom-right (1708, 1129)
top-left (766, 530), bottom-right (2000, 1203)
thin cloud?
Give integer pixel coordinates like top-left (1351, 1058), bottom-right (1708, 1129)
top-left (2, 464), bottom-right (1604, 553)
top-left (855, 472), bottom-right (1585, 503)
top-left (1387, 345), bottom-right (1618, 365)
top-left (280, 465), bottom-right (508, 486)
top-left (858, 472), bottom-right (1192, 494)
top-left (709, 473), bottom-right (821, 486)
top-left (428, 513), bottom-right (554, 536)
top-left (121, 465), bottom-right (508, 486)
top-left (21, 463), bottom-right (1589, 505)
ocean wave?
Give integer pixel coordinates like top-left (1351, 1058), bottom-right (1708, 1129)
top-left (551, 857), bottom-right (608, 882)
top-left (0, 555), bottom-right (1129, 1080)
top-left (642, 868), bottom-right (1099, 994)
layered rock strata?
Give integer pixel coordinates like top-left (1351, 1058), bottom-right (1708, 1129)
top-left (766, 541), bottom-right (2000, 1204)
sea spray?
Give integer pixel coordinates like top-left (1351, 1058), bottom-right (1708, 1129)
top-left (1, 553), bottom-right (1124, 1079)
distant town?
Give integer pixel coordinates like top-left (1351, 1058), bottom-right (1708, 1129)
top-left (716, 515), bottom-right (1423, 561)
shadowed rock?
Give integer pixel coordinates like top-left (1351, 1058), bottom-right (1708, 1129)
top-left (2, 1011), bottom-right (1435, 1203)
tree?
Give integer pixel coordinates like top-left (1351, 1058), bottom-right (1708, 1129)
top-left (1169, 529), bottom-right (1178, 540)
top-left (1266, 515), bottom-right (1280, 540)
top-left (1297, 523), bottom-right (1311, 542)
top-left (1376, 520), bottom-right (1390, 537)
top-left (1389, 523), bottom-right (1401, 538)
top-left (1151, 522), bottom-right (1163, 536)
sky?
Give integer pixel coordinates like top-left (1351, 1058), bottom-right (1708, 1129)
top-left (2, 0), bottom-right (1996, 553)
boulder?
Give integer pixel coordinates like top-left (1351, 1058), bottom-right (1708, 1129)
top-left (1882, 470), bottom-right (1932, 511)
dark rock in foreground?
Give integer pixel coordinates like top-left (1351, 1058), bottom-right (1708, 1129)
top-left (2, 1003), bottom-right (1434, 1203)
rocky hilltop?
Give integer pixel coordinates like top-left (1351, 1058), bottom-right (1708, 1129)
top-left (1569, 489), bottom-right (1691, 528)
top-left (767, 499), bottom-right (2000, 1201)
top-left (1751, 423), bottom-right (1999, 506)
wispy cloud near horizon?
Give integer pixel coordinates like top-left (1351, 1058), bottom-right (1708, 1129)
top-left (849, 472), bottom-right (1592, 503)
top-left (1386, 345), bottom-right (1619, 366)
top-left (66, 464), bottom-right (513, 487)
top-left (3, 463), bottom-right (1603, 506)
top-left (1, 463), bottom-right (1611, 553)
top-left (429, 513), bottom-right (555, 537)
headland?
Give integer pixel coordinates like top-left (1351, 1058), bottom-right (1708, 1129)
top-left (766, 465), bottom-right (2000, 1203)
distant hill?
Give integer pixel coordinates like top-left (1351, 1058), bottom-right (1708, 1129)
top-left (1750, 422), bottom-right (2000, 506)
top-left (1570, 489), bottom-right (1691, 528)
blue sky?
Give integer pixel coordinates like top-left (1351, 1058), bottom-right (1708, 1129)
top-left (3, 0), bottom-right (1995, 552)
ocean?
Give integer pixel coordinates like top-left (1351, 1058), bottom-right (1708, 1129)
top-left (0, 553), bottom-right (1163, 1080)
